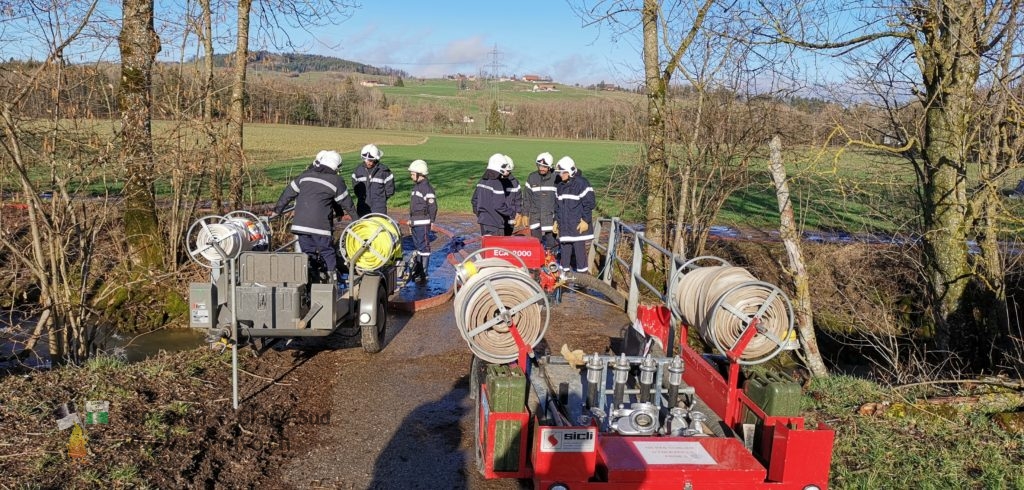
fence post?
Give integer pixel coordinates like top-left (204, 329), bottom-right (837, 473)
top-left (604, 218), bottom-right (618, 285)
top-left (588, 218), bottom-right (602, 275)
top-left (628, 231), bottom-right (643, 322)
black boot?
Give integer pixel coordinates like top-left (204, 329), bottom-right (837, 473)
top-left (408, 256), bottom-right (423, 282)
top-left (416, 255), bottom-right (430, 282)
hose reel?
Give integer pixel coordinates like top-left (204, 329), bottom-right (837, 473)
top-left (341, 213), bottom-right (403, 272)
top-left (669, 261), bottom-right (795, 365)
top-left (453, 249), bottom-right (549, 364)
top-left (186, 210), bottom-right (271, 268)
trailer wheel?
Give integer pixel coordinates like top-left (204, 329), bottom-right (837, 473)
top-left (468, 355), bottom-right (488, 401)
top-left (470, 356), bottom-right (485, 474)
top-left (360, 284), bottom-right (388, 353)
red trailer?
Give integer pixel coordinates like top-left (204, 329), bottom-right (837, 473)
top-left (458, 224), bottom-right (835, 489)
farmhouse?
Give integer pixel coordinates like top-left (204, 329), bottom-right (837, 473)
top-left (523, 74), bottom-right (552, 82)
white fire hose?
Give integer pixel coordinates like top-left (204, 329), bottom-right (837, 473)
top-left (187, 211), bottom-right (271, 267)
top-left (669, 264), bottom-right (794, 365)
top-left (453, 251), bottom-right (549, 364)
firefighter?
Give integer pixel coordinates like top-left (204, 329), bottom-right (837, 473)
top-left (554, 156), bottom-right (596, 274)
top-left (472, 153), bottom-right (515, 236)
top-left (523, 151), bottom-right (558, 250)
top-left (501, 154), bottom-right (524, 236)
top-left (407, 159), bottom-right (436, 282)
top-left (270, 150), bottom-right (357, 279)
top-left (351, 143), bottom-right (395, 217)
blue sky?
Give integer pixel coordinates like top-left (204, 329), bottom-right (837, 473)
top-left (278, 1), bottom-right (640, 87)
top-left (3, 1), bottom-right (638, 87)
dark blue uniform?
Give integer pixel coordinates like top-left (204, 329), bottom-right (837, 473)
top-left (352, 163), bottom-right (395, 217)
top-left (409, 178), bottom-right (437, 279)
top-left (274, 165), bottom-right (356, 275)
top-left (502, 175), bottom-right (522, 235)
top-left (472, 169), bottom-right (513, 236)
top-left (524, 170), bottom-right (558, 249)
top-left (555, 171), bottom-right (596, 273)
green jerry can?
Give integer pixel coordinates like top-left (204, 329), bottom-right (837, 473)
top-left (743, 370), bottom-right (803, 424)
top-left (485, 364), bottom-right (527, 472)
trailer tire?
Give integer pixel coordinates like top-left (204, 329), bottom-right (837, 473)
top-left (469, 355), bottom-right (487, 401)
top-left (361, 284), bottom-right (388, 353)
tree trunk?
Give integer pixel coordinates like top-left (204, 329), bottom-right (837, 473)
top-left (200, 0), bottom-right (223, 213)
top-left (642, 0), bottom-right (667, 251)
top-left (916, 1), bottom-right (981, 350)
top-left (228, 0), bottom-right (253, 209)
top-left (119, 0), bottom-right (163, 267)
top-left (769, 135), bottom-right (828, 377)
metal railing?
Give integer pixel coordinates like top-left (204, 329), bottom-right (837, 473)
top-left (587, 217), bottom-right (795, 363)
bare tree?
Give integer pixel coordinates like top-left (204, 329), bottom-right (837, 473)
top-left (225, 0), bottom-right (358, 210)
top-left (0, 0), bottom-right (118, 364)
top-left (120, 0), bottom-right (163, 267)
top-left (739, 0), bottom-right (1024, 354)
top-left (573, 0), bottom-right (715, 252)
top-left (226, 0), bottom-right (252, 210)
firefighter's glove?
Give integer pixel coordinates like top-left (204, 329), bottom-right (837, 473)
top-left (514, 213), bottom-right (529, 229)
top-left (576, 219), bottom-right (589, 234)
top-left (560, 344), bottom-right (587, 368)
top-left (552, 220), bottom-right (559, 235)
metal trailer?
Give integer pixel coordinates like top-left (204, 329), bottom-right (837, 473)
top-left (185, 211), bottom-right (398, 407)
top-left (460, 221), bottom-right (835, 489)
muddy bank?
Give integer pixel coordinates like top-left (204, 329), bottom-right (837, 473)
top-left (0, 346), bottom-right (336, 489)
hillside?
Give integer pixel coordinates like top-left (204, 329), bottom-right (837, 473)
top-left (198, 50), bottom-right (409, 78)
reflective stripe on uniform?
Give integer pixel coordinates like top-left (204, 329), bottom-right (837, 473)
top-left (559, 233), bottom-right (594, 242)
top-left (411, 219), bottom-right (431, 226)
top-left (476, 183), bottom-right (504, 195)
top-left (299, 177), bottom-right (338, 193)
top-left (291, 224), bottom-right (332, 236)
top-left (557, 187), bottom-right (594, 201)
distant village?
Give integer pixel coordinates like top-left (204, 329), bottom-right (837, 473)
top-left (358, 73), bottom-right (625, 92)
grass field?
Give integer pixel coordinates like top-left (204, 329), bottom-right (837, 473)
top-left (9, 120), bottom-right (1020, 234)
top-left (253, 127), bottom-right (641, 216)
top-left (249, 124), bottom-right (931, 233)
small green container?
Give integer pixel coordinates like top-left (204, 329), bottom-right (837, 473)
top-left (485, 365), bottom-right (526, 472)
top-left (85, 400), bottom-right (110, 425)
top-left (485, 364), bottom-right (526, 413)
top-left (743, 371), bottom-right (802, 423)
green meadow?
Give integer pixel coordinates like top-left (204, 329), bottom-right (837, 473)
top-left (11, 121), bottom-right (1020, 234)
top-left (250, 125), bottom-right (932, 233)
top-left (253, 127), bottom-right (640, 216)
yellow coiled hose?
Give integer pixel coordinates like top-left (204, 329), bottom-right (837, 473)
top-left (341, 214), bottom-right (402, 272)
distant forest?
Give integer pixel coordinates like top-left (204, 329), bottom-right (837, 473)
top-left (196, 50), bottom-right (410, 78)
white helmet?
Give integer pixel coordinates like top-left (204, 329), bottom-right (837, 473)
top-left (360, 144), bottom-right (383, 161)
top-left (556, 156), bottom-right (577, 177)
top-left (314, 150), bottom-right (329, 165)
top-left (319, 151), bottom-right (342, 171)
top-left (535, 152), bottom-right (554, 168)
top-left (487, 153), bottom-right (506, 172)
top-left (503, 154), bottom-right (514, 171)
top-left (408, 159), bottom-right (429, 175)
